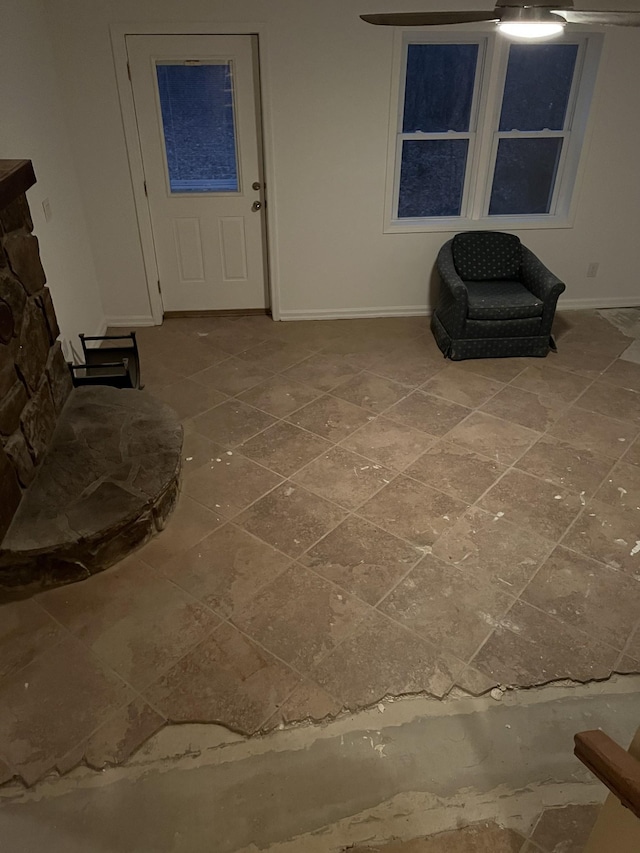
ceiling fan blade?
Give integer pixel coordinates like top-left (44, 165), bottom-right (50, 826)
top-left (555, 9), bottom-right (640, 24)
top-left (360, 11), bottom-right (500, 26)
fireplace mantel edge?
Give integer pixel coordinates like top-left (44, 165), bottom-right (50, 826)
top-left (0, 160), bottom-right (36, 211)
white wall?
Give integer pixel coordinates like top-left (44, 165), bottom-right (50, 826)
top-left (45, 0), bottom-right (640, 322)
top-left (0, 0), bottom-right (105, 350)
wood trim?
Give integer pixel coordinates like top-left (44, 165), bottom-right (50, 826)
top-left (163, 308), bottom-right (270, 318)
top-left (575, 730), bottom-right (640, 820)
top-left (278, 306), bottom-right (430, 320)
top-left (0, 160), bottom-right (36, 210)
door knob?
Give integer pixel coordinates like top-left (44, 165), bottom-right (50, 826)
top-left (252, 181), bottom-right (262, 191)
top-left (251, 201), bottom-right (262, 212)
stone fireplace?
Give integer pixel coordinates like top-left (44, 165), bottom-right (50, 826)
top-left (0, 160), bottom-right (72, 540)
top-left (0, 160), bottom-right (182, 598)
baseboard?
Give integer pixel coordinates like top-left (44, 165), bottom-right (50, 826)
top-left (104, 315), bottom-right (156, 328)
top-left (279, 298), bottom-right (640, 322)
top-left (278, 306), bottom-right (432, 321)
top-left (164, 308), bottom-right (269, 318)
top-left (558, 296), bottom-right (640, 310)
top-left (103, 299), bottom-right (640, 328)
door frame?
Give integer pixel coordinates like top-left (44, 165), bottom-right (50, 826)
top-left (110, 22), bottom-right (280, 323)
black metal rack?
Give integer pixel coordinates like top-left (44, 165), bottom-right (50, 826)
top-left (69, 332), bottom-right (141, 389)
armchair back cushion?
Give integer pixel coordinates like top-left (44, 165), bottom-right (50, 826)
top-left (452, 231), bottom-right (522, 281)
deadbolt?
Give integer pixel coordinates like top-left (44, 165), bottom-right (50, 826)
top-left (251, 201), bottom-right (262, 212)
top-left (252, 181), bottom-right (262, 191)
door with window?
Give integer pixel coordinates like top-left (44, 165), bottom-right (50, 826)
top-left (127, 35), bottom-right (267, 312)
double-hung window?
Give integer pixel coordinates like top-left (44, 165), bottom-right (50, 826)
top-left (388, 32), bottom-right (602, 231)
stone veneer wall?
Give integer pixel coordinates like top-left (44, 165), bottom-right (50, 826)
top-left (0, 161), bottom-right (73, 541)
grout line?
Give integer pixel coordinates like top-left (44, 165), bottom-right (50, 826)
top-left (36, 571), bottom-right (226, 702)
top-left (229, 568), bottom-right (375, 674)
top-left (12, 319), bottom-right (634, 712)
top-left (178, 514), bottom-right (471, 688)
top-left (452, 358), bottom-right (627, 663)
top-left (0, 621), bottom-right (71, 686)
top-left (132, 618), bottom-right (230, 700)
top-left (225, 617), bottom-right (337, 696)
top-left (5, 319), bottom-right (640, 777)
top-left (368, 340), bottom-right (640, 680)
top-left (5, 612), bottom-right (178, 780)
top-left (613, 612), bottom-right (640, 670)
top-left (178, 349), bottom-right (637, 617)
top-left (128, 337), bottom-right (640, 660)
top-left (135, 499), bottom-right (227, 567)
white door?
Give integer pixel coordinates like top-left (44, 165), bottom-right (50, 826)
top-left (127, 35), bottom-right (267, 312)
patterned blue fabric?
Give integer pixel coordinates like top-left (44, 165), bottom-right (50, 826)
top-left (465, 317), bottom-right (541, 338)
top-left (452, 231), bottom-right (522, 281)
top-left (465, 280), bottom-right (544, 320)
top-left (521, 246), bottom-right (566, 303)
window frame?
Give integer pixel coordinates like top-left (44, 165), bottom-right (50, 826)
top-left (384, 28), bottom-right (603, 233)
top-left (392, 38), bottom-right (488, 220)
top-left (154, 58), bottom-right (242, 198)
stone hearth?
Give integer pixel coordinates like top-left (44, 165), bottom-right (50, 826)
top-left (0, 387), bottom-right (181, 598)
top-left (0, 160), bottom-right (182, 597)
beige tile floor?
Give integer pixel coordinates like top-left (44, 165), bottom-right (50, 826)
top-left (2, 310), bottom-right (640, 786)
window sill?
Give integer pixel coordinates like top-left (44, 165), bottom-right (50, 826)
top-left (384, 214), bottom-right (574, 234)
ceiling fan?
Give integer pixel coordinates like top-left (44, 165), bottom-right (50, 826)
top-left (361, 1), bottom-right (640, 38)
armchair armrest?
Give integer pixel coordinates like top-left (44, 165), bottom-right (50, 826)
top-left (437, 241), bottom-right (468, 311)
top-left (520, 246), bottom-right (566, 304)
top-left (521, 246), bottom-right (566, 337)
top-left (435, 240), bottom-right (469, 338)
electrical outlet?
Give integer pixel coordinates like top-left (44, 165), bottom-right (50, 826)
top-left (42, 197), bottom-right (52, 222)
top-left (586, 262), bottom-right (599, 278)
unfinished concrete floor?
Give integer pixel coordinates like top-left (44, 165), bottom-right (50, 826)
top-left (0, 678), bottom-right (637, 852)
top-left (1, 310), bottom-right (640, 787)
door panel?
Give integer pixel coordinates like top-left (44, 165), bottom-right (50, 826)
top-left (174, 218), bottom-right (205, 281)
top-left (127, 34), bottom-right (267, 312)
top-left (219, 217), bottom-right (248, 281)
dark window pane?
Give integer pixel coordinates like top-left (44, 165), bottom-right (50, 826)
top-left (156, 63), bottom-right (238, 193)
top-left (398, 139), bottom-right (468, 217)
top-left (403, 44), bottom-right (478, 133)
top-left (489, 137), bottom-right (563, 215)
top-left (499, 44), bottom-right (579, 131)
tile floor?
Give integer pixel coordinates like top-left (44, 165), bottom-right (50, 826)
top-left (350, 803), bottom-right (599, 852)
top-left (2, 310), bottom-right (640, 786)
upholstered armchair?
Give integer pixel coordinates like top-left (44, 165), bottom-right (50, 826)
top-left (430, 231), bottom-right (565, 360)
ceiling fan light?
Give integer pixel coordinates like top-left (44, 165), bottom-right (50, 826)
top-left (497, 7), bottom-right (566, 38)
top-left (498, 20), bottom-right (565, 37)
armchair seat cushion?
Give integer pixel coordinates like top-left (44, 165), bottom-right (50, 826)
top-left (465, 280), bottom-right (544, 321)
